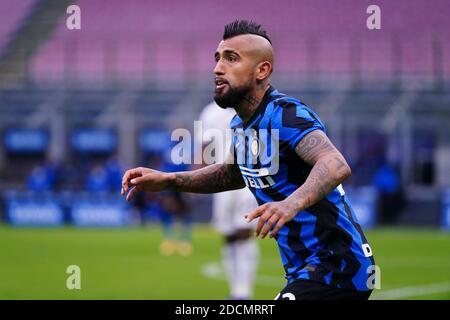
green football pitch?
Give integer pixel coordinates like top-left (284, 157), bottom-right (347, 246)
top-left (0, 225), bottom-right (449, 300)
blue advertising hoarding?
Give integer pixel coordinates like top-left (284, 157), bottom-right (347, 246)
top-left (6, 193), bottom-right (64, 227)
top-left (72, 128), bottom-right (117, 153)
top-left (4, 128), bottom-right (49, 153)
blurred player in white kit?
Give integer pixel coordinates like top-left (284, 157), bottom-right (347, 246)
top-left (196, 101), bottom-right (259, 300)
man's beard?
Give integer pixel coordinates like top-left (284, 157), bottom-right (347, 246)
top-left (214, 83), bottom-right (252, 109)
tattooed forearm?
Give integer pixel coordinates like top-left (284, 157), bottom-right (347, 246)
top-left (167, 163), bottom-right (245, 193)
top-left (287, 154), bottom-right (351, 211)
top-left (288, 129), bottom-right (351, 211)
top-left (295, 130), bottom-right (336, 165)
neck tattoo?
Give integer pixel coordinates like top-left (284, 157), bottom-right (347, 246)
top-left (243, 95), bottom-right (260, 107)
top-left (237, 95), bottom-right (261, 123)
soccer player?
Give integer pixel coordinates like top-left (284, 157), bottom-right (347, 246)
top-left (122, 20), bottom-right (376, 300)
top-left (196, 101), bottom-right (259, 299)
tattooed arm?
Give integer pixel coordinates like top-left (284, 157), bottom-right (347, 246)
top-left (167, 162), bottom-right (245, 193)
top-left (121, 153), bottom-right (245, 202)
top-left (246, 130), bottom-right (351, 239)
top-left (288, 130), bottom-right (351, 210)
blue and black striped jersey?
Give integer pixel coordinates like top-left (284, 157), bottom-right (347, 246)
top-left (230, 86), bottom-right (375, 291)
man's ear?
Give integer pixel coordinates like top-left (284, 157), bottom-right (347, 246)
top-left (256, 61), bottom-right (272, 81)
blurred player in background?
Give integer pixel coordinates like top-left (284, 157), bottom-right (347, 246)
top-left (132, 152), bottom-right (194, 256)
top-left (157, 188), bottom-right (193, 257)
top-left (154, 151), bottom-right (194, 257)
top-left (122, 20), bottom-right (375, 300)
top-left (196, 101), bottom-right (259, 299)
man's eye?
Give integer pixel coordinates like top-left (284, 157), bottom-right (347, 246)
top-left (228, 56), bottom-right (237, 62)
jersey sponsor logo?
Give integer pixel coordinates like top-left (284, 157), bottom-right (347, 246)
top-left (242, 175), bottom-right (275, 189)
top-left (239, 166), bottom-right (275, 189)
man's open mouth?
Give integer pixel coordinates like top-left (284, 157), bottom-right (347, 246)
top-left (215, 78), bottom-right (228, 90)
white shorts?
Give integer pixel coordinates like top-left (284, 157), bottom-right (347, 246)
top-left (211, 188), bottom-right (259, 236)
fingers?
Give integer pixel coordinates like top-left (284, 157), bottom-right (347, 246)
top-left (245, 205), bottom-right (266, 223)
top-left (260, 215), bottom-right (280, 239)
top-left (270, 218), bottom-right (286, 238)
top-left (121, 167), bottom-right (143, 195)
top-left (126, 186), bottom-right (139, 202)
top-left (246, 203), bottom-right (289, 239)
top-left (255, 210), bottom-right (273, 237)
top-left (130, 176), bottom-right (144, 186)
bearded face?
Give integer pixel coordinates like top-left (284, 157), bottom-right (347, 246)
top-left (214, 76), bottom-right (253, 109)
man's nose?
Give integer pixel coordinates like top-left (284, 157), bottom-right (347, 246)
top-left (214, 60), bottom-right (224, 75)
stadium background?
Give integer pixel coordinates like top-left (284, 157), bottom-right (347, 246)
top-left (0, 0), bottom-right (449, 299)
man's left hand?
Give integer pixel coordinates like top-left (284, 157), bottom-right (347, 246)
top-left (245, 200), bottom-right (298, 239)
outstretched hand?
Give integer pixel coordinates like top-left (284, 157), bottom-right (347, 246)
top-left (121, 167), bottom-right (172, 202)
top-left (245, 200), bottom-right (298, 239)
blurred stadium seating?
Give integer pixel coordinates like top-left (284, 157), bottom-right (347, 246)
top-left (0, 0), bottom-right (449, 228)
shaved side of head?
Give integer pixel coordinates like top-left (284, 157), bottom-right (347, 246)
top-left (240, 34), bottom-right (274, 72)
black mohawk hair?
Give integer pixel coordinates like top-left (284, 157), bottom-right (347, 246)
top-left (223, 20), bottom-right (272, 44)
